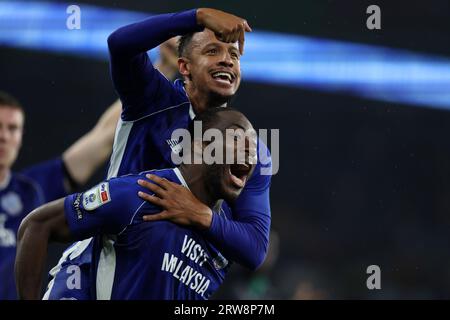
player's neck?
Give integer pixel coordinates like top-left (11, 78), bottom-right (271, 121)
top-left (178, 165), bottom-right (218, 208)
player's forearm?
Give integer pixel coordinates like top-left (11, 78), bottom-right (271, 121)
top-left (93, 99), bottom-right (122, 134)
top-left (15, 214), bottom-right (51, 299)
top-left (205, 169), bottom-right (272, 270)
top-left (107, 9), bottom-right (203, 58)
top-left (15, 199), bottom-right (73, 299)
top-left (62, 131), bottom-right (109, 186)
top-left (62, 100), bottom-right (121, 186)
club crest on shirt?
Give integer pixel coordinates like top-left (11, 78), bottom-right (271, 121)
top-left (166, 138), bottom-right (182, 155)
top-left (1, 192), bottom-right (23, 216)
top-left (82, 182), bottom-right (111, 211)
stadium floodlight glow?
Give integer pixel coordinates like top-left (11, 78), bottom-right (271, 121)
top-left (1, 1), bottom-right (450, 110)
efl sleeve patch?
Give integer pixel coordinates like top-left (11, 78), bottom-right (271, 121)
top-left (82, 182), bottom-right (111, 211)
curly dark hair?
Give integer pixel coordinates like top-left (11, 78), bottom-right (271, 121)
top-left (178, 32), bottom-right (197, 58)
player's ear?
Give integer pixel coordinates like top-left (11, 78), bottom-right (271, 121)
top-left (178, 57), bottom-right (191, 78)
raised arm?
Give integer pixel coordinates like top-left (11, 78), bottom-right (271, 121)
top-left (205, 172), bottom-right (271, 270)
top-left (21, 99), bottom-right (121, 202)
top-left (107, 9), bottom-right (203, 120)
top-left (107, 8), bottom-right (249, 63)
top-left (15, 177), bottom-right (142, 299)
top-left (154, 37), bottom-right (181, 81)
top-left (107, 8), bottom-right (250, 120)
top-left (15, 199), bottom-right (72, 300)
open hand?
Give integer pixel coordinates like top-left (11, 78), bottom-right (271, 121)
top-left (137, 174), bottom-right (212, 229)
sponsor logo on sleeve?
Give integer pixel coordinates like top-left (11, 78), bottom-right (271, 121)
top-left (82, 182), bottom-right (111, 211)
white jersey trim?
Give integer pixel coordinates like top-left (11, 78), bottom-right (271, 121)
top-left (117, 200), bottom-right (146, 236)
top-left (42, 238), bottom-right (92, 300)
top-left (189, 104), bottom-right (195, 120)
top-left (123, 101), bottom-right (190, 123)
top-left (107, 119), bottom-right (133, 179)
top-left (173, 167), bottom-right (189, 190)
top-left (96, 236), bottom-right (116, 300)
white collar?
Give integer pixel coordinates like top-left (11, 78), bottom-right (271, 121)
top-left (189, 104), bottom-right (196, 120)
top-left (173, 167), bottom-right (189, 190)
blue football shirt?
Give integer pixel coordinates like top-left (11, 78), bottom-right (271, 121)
top-left (63, 168), bottom-right (229, 300)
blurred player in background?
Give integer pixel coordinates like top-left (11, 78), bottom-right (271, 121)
top-left (16, 108), bottom-right (257, 300)
top-left (0, 91), bottom-right (120, 299)
top-left (155, 36), bottom-right (181, 81)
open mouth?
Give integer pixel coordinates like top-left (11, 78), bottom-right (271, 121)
top-left (229, 163), bottom-right (251, 188)
top-left (211, 70), bottom-right (235, 85)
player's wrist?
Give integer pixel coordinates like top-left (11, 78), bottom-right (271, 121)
top-left (196, 206), bottom-right (212, 230)
top-left (196, 8), bottom-right (206, 26)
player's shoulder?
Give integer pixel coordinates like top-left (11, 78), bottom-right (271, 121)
top-left (110, 168), bottom-right (179, 188)
top-left (128, 78), bottom-right (191, 122)
top-left (137, 168), bottom-right (180, 183)
top-left (121, 77), bottom-right (190, 122)
top-left (11, 172), bottom-right (44, 199)
top-left (173, 78), bottom-right (187, 96)
top-left (160, 79), bottom-right (191, 112)
top-left (79, 175), bottom-right (141, 213)
top-left (3, 173), bottom-right (45, 207)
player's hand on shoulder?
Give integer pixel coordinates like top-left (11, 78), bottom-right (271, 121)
top-left (137, 174), bottom-right (212, 229)
top-left (196, 8), bottom-right (252, 55)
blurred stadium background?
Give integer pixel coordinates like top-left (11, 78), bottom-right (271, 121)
top-left (1, 0), bottom-right (450, 299)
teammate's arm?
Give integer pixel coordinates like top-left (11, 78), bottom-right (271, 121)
top-left (154, 37), bottom-right (181, 81)
top-left (15, 178), bottom-right (141, 299)
top-left (107, 9), bottom-right (202, 120)
top-left (137, 175), bottom-right (213, 230)
top-left (138, 166), bottom-right (271, 270)
top-left (107, 8), bottom-right (250, 120)
top-left (21, 99), bottom-right (121, 203)
top-left (15, 199), bottom-right (72, 300)
top-left (196, 8), bottom-right (251, 55)
top-left (206, 173), bottom-right (271, 269)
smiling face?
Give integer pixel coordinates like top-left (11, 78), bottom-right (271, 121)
top-left (201, 110), bottom-right (257, 204)
top-left (179, 29), bottom-right (241, 100)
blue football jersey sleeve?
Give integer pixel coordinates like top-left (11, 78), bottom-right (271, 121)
top-left (204, 140), bottom-right (272, 270)
top-left (20, 157), bottom-right (67, 203)
top-left (108, 9), bottom-right (202, 121)
top-left (64, 176), bottom-right (145, 240)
